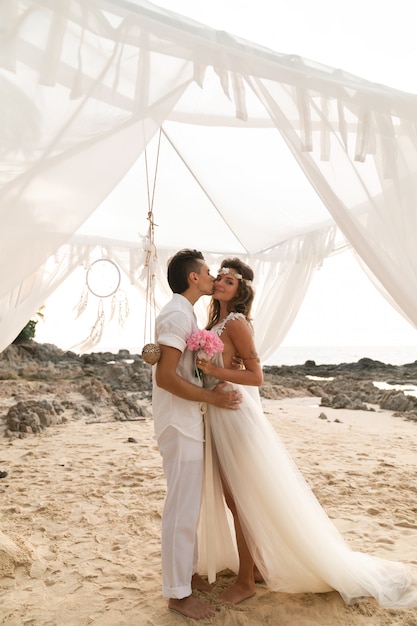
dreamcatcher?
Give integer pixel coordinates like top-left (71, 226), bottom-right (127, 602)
top-left (72, 256), bottom-right (130, 353)
top-left (141, 129), bottom-right (162, 365)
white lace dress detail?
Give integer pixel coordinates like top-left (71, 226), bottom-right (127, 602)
top-left (203, 312), bottom-right (250, 392)
top-left (212, 311), bottom-right (246, 338)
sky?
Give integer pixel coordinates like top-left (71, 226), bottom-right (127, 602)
top-left (152, 0), bottom-right (417, 95)
top-left (36, 0), bottom-right (417, 359)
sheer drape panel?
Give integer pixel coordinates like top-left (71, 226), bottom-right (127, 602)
top-left (130, 243), bottom-right (334, 363)
top-left (0, 233), bottom-right (331, 355)
top-left (249, 76), bottom-right (417, 331)
top-left (0, 268), bottom-right (48, 349)
top-left (0, 243), bottom-right (92, 349)
top-left (194, 235), bottom-right (335, 362)
top-left (249, 229), bottom-right (336, 361)
top-left (0, 237), bottom-right (157, 353)
top-left (0, 1), bottom-right (193, 349)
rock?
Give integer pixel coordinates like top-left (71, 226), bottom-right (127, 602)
top-left (304, 360), bottom-right (316, 368)
top-left (262, 359), bottom-right (417, 415)
top-left (0, 342), bottom-right (152, 392)
top-left (111, 391), bottom-right (152, 420)
top-left (380, 390), bottom-right (417, 412)
top-left (332, 393), bottom-right (352, 409)
top-left (0, 529), bottom-right (34, 577)
top-left (80, 379), bottom-right (112, 402)
top-left (1, 341), bottom-right (417, 439)
top-left (4, 399), bottom-right (63, 435)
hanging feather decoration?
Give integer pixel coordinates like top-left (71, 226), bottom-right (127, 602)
top-left (73, 283), bottom-right (89, 319)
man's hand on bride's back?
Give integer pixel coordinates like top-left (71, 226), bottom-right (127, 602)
top-left (211, 382), bottom-right (242, 410)
top-left (232, 354), bottom-right (244, 370)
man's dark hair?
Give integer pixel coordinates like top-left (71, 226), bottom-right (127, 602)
top-left (167, 249), bottom-right (205, 294)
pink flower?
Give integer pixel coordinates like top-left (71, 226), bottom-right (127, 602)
top-left (186, 329), bottom-right (224, 360)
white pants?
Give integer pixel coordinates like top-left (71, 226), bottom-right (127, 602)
top-left (157, 426), bottom-right (204, 599)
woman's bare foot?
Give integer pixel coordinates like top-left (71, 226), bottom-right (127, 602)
top-left (192, 572), bottom-right (212, 592)
top-left (168, 595), bottom-right (216, 620)
top-left (219, 580), bottom-right (256, 605)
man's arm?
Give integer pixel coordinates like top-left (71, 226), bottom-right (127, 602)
top-left (155, 344), bottom-right (241, 409)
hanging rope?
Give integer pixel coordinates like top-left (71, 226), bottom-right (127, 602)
top-left (141, 128), bottom-right (162, 365)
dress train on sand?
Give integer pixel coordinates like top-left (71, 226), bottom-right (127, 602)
top-left (196, 318), bottom-right (417, 608)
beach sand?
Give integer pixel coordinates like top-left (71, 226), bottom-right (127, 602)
top-left (1, 395), bottom-right (417, 625)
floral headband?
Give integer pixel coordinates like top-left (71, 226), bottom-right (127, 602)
top-left (218, 267), bottom-right (252, 286)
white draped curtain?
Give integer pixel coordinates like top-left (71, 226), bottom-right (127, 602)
top-left (1, 0), bottom-right (417, 354)
top-left (250, 77), bottom-right (417, 328)
top-left (8, 228), bottom-right (332, 359)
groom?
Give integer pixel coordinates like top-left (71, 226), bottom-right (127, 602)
top-left (152, 248), bottom-right (241, 620)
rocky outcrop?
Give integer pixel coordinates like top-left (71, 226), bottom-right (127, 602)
top-left (0, 343), bottom-right (153, 391)
top-left (0, 342), bottom-right (153, 438)
top-left (261, 357), bottom-right (417, 414)
top-left (1, 343), bottom-right (417, 437)
top-left (5, 399), bottom-right (65, 434)
top-left (379, 389), bottom-right (417, 414)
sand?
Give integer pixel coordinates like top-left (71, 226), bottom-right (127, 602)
top-left (1, 396), bottom-right (417, 625)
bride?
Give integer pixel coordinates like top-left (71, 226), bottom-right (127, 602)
top-left (196, 257), bottom-right (417, 607)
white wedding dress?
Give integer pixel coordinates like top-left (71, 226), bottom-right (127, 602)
top-left (197, 313), bottom-right (417, 608)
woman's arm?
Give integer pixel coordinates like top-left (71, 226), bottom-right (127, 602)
top-left (198, 318), bottom-right (263, 386)
top-left (155, 344), bottom-right (243, 408)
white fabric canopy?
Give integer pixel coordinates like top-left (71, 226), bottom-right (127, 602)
top-left (1, 0), bottom-right (417, 356)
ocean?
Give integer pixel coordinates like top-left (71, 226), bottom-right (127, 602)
top-left (99, 344), bottom-right (417, 367)
top-left (264, 345), bottom-right (417, 367)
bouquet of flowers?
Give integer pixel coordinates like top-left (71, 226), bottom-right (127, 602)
top-left (186, 329), bottom-right (224, 379)
top-left (187, 329), bottom-right (224, 359)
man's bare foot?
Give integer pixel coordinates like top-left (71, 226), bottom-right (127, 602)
top-left (219, 581), bottom-right (256, 605)
top-left (168, 595), bottom-right (216, 620)
top-left (192, 572), bottom-right (212, 592)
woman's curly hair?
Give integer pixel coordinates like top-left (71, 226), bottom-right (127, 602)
top-left (207, 258), bottom-right (255, 330)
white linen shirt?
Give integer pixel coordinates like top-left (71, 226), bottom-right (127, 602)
top-left (152, 293), bottom-right (204, 442)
